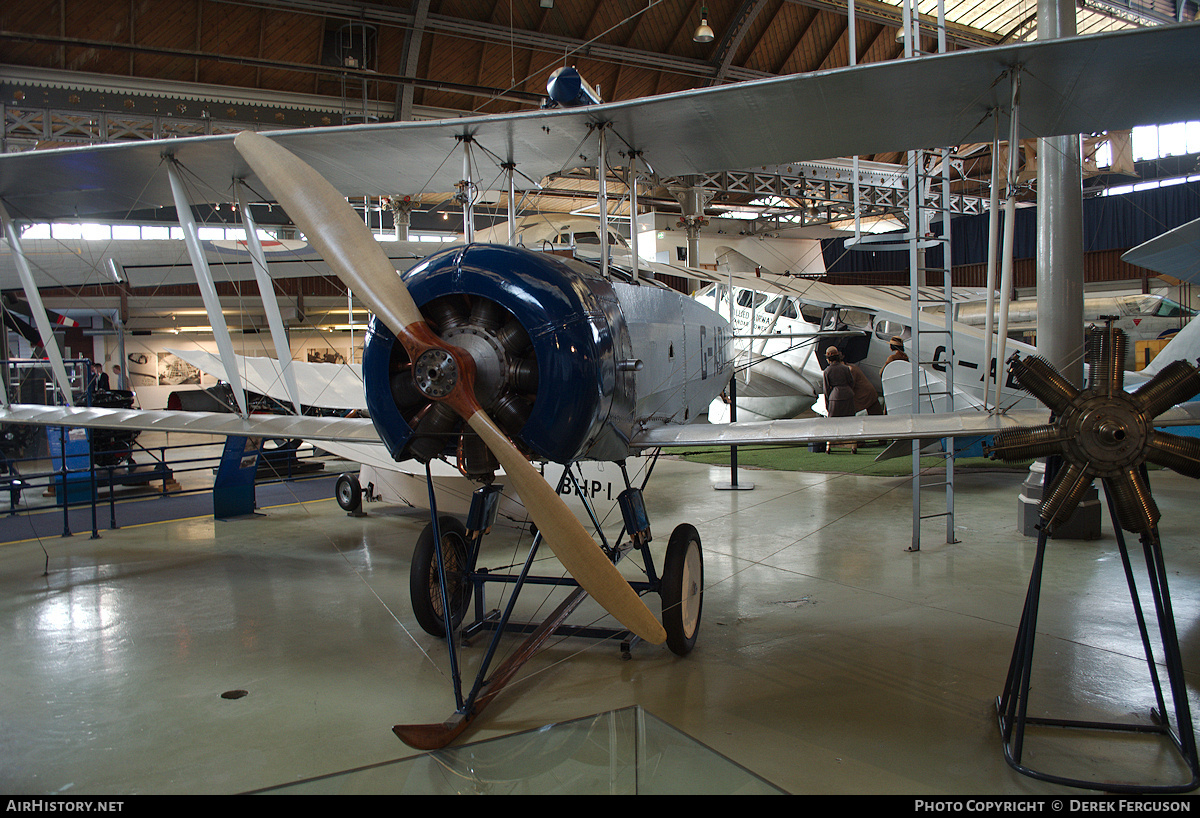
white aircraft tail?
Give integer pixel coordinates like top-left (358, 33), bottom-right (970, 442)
top-left (877, 361), bottom-right (1029, 461)
top-left (881, 361), bottom-right (985, 415)
top-left (1142, 316), bottom-right (1200, 376)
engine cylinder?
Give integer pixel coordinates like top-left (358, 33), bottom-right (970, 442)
top-left (1009, 355), bottom-right (1078, 415)
top-left (1132, 359), bottom-right (1200, 419)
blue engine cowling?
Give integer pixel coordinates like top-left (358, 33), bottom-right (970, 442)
top-left (361, 244), bottom-right (630, 471)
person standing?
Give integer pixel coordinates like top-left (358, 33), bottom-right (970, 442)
top-left (88, 363), bottom-right (110, 392)
top-left (822, 347), bottom-right (856, 418)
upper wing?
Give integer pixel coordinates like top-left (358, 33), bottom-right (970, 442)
top-left (2, 24), bottom-right (1197, 221)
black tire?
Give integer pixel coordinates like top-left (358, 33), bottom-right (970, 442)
top-left (335, 472), bottom-right (362, 512)
top-left (661, 524), bottom-right (703, 656)
top-left (410, 516), bottom-right (473, 638)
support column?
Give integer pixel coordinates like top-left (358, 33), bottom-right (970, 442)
top-left (1037, 0), bottom-right (1084, 388)
top-left (390, 195), bottom-right (414, 241)
top-left (671, 179), bottom-right (712, 290)
top-left (1019, 0), bottom-right (1098, 539)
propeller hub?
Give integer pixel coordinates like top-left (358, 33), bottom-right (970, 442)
top-left (413, 348), bottom-right (459, 399)
top-left (1063, 396), bottom-right (1149, 477)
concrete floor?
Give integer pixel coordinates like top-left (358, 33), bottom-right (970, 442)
top-left (2, 447), bottom-right (1199, 795)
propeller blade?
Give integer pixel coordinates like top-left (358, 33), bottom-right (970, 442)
top-left (233, 130), bottom-right (666, 645)
top-left (233, 131), bottom-right (424, 331)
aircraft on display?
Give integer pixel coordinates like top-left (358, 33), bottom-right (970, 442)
top-left (1122, 214), bottom-right (1200, 287)
top-left (696, 278), bottom-right (1041, 421)
top-left (936, 291), bottom-right (1196, 367)
top-left (3, 22), bottom-right (1200, 751)
top-left (699, 272), bottom-right (1200, 422)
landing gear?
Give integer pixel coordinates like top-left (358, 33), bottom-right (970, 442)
top-left (393, 457), bottom-right (707, 750)
top-left (335, 472), bottom-right (362, 512)
top-left (410, 515), bottom-right (473, 638)
top-left (661, 523), bottom-right (703, 657)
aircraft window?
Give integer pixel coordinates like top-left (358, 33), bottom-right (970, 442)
top-left (736, 289), bottom-right (768, 308)
top-left (874, 320), bottom-right (906, 341)
top-left (763, 297), bottom-right (798, 319)
top-left (1124, 295), bottom-right (1157, 315)
top-left (575, 232), bottom-right (601, 245)
top-left (1156, 298), bottom-right (1195, 318)
top-left (800, 304), bottom-right (823, 324)
top-left (841, 309), bottom-right (871, 329)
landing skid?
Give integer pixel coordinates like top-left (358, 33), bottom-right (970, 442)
top-left (394, 455), bottom-right (702, 750)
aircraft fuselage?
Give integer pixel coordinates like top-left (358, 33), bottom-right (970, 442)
top-left (361, 244), bottom-right (733, 470)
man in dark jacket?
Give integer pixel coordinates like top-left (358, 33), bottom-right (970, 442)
top-left (88, 363), bottom-right (110, 394)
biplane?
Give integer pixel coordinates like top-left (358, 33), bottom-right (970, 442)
top-left (2, 23), bottom-right (1200, 750)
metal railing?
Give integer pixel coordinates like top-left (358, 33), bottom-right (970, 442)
top-left (0, 432), bottom-right (335, 540)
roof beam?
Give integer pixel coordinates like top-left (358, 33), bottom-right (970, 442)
top-left (395, 0), bottom-right (429, 121)
top-left (782, 0), bottom-right (1003, 47)
top-left (212, 0), bottom-right (772, 83)
top-left (710, 0), bottom-right (771, 86)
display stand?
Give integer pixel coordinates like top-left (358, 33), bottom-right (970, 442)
top-left (213, 436), bottom-right (261, 519)
top-left (996, 461), bottom-right (1199, 793)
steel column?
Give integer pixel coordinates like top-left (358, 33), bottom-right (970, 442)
top-left (1036, 0), bottom-right (1085, 389)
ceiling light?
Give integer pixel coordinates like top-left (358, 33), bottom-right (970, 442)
top-left (693, 7), bottom-right (714, 44)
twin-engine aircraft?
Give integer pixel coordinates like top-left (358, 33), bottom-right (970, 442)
top-left (3, 23), bottom-right (1200, 747)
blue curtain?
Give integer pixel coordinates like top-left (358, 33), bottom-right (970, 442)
top-left (822, 180), bottom-right (1200, 273)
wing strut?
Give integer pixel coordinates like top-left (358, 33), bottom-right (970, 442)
top-left (165, 159), bottom-right (249, 418)
top-left (597, 122), bottom-right (610, 278)
top-left (0, 205), bottom-right (74, 406)
top-left (458, 135), bottom-right (476, 243)
top-left (236, 182), bottom-right (302, 415)
top-left (994, 67), bottom-right (1021, 411)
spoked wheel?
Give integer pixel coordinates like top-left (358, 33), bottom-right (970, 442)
top-left (335, 472), bottom-right (362, 512)
top-left (661, 524), bottom-right (703, 656)
top-left (411, 515), bottom-right (473, 638)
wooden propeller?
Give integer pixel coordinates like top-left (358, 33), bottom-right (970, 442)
top-left (234, 131), bottom-right (666, 645)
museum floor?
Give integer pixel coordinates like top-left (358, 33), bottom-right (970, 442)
top-left (2, 441), bottom-right (1199, 795)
